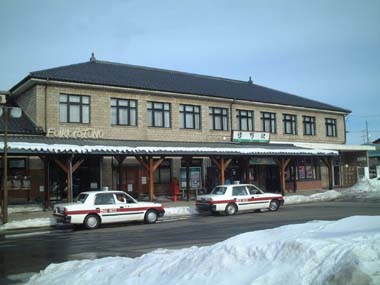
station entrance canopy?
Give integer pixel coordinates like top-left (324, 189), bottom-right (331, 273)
top-left (0, 136), bottom-right (338, 157)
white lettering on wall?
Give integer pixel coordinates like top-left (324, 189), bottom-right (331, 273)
top-left (47, 128), bottom-right (104, 139)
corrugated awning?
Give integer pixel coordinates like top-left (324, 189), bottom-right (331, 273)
top-left (0, 136), bottom-right (338, 157)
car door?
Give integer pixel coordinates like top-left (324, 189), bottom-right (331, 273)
top-left (94, 193), bottom-right (121, 223)
top-left (115, 193), bottom-right (144, 222)
top-left (247, 185), bottom-right (269, 209)
top-left (232, 186), bottom-right (251, 211)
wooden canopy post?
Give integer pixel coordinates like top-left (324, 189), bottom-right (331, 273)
top-left (320, 157), bottom-right (333, 190)
top-left (292, 160), bottom-right (297, 193)
top-left (136, 156), bottom-right (164, 201)
top-left (39, 155), bottom-right (50, 211)
top-left (183, 157), bottom-right (192, 201)
top-left (114, 155), bottom-right (127, 191)
top-left (211, 157), bottom-right (232, 185)
top-left (274, 158), bottom-right (291, 196)
top-left (53, 156), bottom-right (85, 202)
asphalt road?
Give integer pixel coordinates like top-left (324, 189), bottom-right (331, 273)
top-left (1, 200), bottom-right (380, 284)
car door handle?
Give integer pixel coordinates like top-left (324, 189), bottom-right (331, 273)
top-left (120, 206), bottom-right (124, 208)
top-left (96, 208), bottom-right (100, 210)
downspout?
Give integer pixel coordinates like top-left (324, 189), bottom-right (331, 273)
top-left (44, 78), bottom-right (49, 132)
top-left (230, 99), bottom-right (235, 140)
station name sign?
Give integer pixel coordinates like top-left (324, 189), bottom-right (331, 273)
top-left (232, 131), bottom-right (270, 143)
top-left (47, 128), bottom-right (104, 139)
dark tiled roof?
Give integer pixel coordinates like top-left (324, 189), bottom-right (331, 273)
top-left (2, 136), bottom-right (337, 156)
top-left (0, 109), bottom-right (44, 135)
top-left (13, 60), bottom-right (350, 113)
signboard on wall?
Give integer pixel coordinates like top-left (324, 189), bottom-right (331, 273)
top-left (232, 131), bottom-right (270, 143)
top-left (180, 167), bottom-right (202, 190)
top-left (47, 128), bottom-right (104, 139)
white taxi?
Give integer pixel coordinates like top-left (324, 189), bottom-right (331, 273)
top-left (53, 190), bottom-right (165, 229)
top-left (196, 184), bottom-right (284, 215)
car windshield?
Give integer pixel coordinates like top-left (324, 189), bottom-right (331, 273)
top-left (210, 186), bottom-right (227, 195)
top-left (75, 193), bottom-right (89, 203)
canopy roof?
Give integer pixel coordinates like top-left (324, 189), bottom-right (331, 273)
top-left (0, 136), bottom-right (338, 157)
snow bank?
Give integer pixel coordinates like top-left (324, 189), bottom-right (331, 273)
top-left (344, 178), bottom-right (380, 193)
top-left (0, 218), bottom-right (56, 231)
top-left (285, 190), bottom-right (342, 205)
top-left (164, 206), bottom-right (198, 217)
top-left (26, 216), bottom-right (380, 285)
top-left (8, 204), bottom-right (43, 214)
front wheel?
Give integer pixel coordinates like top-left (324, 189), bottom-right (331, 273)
top-left (225, 203), bottom-right (237, 215)
top-left (84, 214), bottom-right (100, 230)
top-left (144, 209), bottom-right (158, 224)
top-left (268, 200), bottom-right (280, 211)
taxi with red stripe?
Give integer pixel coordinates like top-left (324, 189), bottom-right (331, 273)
top-left (53, 190), bottom-right (165, 229)
top-left (196, 184), bottom-right (284, 215)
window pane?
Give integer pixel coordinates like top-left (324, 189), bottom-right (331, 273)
top-left (60, 104), bottom-right (67, 122)
top-left (70, 105), bottom-right (80, 122)
top-left (111, 99), bottom-right (117, 106)
top-left (119, 100), bottom-right (128, 106)
top-left (111, 107), bottom-right (117, 124)
top-left (215, 117), bottom-right (221, 129)
top-left (164, 104), bottom-right (170, 111)
top-left (147, 102), bottom-right (152, 109)
top-left (164, 112), bottom-right (170, 127)
top-left (130, 100), bottom-right (136, 108)
top-left (148, 111), bottom-right (153, 126)
top-left (194, 106), bottom-right (200, 113)
top-left (130, 109), bottom-right (136, 126)
top-left (180, 113), bottom-right (185, 128)
top-left (186, 113), bottom-right (193, 128)
top-left (82, 105), bottom-right (90, 123)
top-left (155, 111), bottom-right (163, 127)
top-left (154, 103), bottom-right (162, 109)
top-left (69, 96), bottom-right (80, 103)
top-left (195, 114), bottom-right (200, 129)
top-left (248, 119), bottom-right (253, 130)
top-left (82, 96), bottom-right (89, 104)
top-left (179, 105), bottom-right (184, 112)
top-left (119, 108), bottom-right (128, 124)
top-left (60, 95), bottom-right (67, 103)
top-left (160, 168), bottom-right (171, 183)
top-left (185, 105), bottom-right (193, 112)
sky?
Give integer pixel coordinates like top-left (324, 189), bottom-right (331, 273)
top-left (0, 0), bottom-right (379, 144)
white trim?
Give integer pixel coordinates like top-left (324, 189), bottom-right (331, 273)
top-left (272, 141), bottom-right (375, 151)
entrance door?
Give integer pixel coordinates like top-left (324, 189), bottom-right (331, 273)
top-left (126, 167), bottom-right (140, 198)
top-left (334, 166), bottom-right (341, 187)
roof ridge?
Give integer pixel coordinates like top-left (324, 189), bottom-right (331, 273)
top-left (92, 59), bottom-right (249, 85)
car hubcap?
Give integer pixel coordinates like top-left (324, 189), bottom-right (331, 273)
top-left (228, 205), bottom-right (235, 215)
top-left (87, 216), bottom-right (98, 228)
top-left (147, 212), bottom-right (157, 223)
top-left (270, 201), bottom-right (278, 210)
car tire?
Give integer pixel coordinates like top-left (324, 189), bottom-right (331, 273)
top-left (84, 214), bottom-right (100, 230)
top-left (268, 200), bottom-right (280, 211)
top-left (225, 203), bottom-right (237, 215)
top-left (144, 209), bottom-right (158, 224)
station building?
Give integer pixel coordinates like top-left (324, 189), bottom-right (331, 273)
top-left (0, 56), bottom-right (374, 205)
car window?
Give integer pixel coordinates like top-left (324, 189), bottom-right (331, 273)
top-left (95, 193), bottom-right (116, 205)
top-left (115, 193), bottom-right (127, 203)
top-left (247, 186), bottom-right (262, 195)
top-left (75, 193), bottom-right (89, 203)
top-left (232, 186), bottom-right (248, 196)
top-left (210, 186), bottom-right (227, 195)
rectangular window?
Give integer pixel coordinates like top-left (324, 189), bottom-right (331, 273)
top-left (209, 107), bottom-right (229, 131)
top-left (60, 94), bottom-right (90, 124)
top-left (147, 102), bottom-right (171, 128)
top-left (111, 98), bottom-right (137, 126)
top-left (325, 118), bottom-right (337, 137)
top-left (303, 116), bottom-right (316, 136)
top-left (261, 112), bottom-right (276, 133)
top-left (283, 114), bottom-right (297, 135)
top-left (154, 160), bottom-right (171, 184)
top-left (180, 104), bottom-right (201, 129)
top-left (236, 110), bottom-right (254, 131)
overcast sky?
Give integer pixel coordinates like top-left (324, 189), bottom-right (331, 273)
top-left (0, 0), bottom-right (379, 144)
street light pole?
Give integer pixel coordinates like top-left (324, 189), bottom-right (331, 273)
top-left (2, 107), bottom-right (8, 223)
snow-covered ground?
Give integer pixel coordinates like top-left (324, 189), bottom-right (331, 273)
top-left (26, 215), bottom-right (380, 285)
top-left (8, 204), bottom-right (43, 214)
top-left (2, 178), bottom-right (380, 231)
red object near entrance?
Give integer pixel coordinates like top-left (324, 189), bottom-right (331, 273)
top-left (171, 178), bottom-right (180, 202)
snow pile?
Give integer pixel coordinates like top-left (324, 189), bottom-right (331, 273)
top-left (0, 218), bottom-right (56, 231)
top-left (285, 190), bottom-right (342, 205)
top-left (164, 206), bottom-right (198, 217)
top-left (8, 204), bottom-right (43, 214)
top-left (344, 178), bottom-right (380, 194)
top-left (26, 216), bottom-right (380, 285)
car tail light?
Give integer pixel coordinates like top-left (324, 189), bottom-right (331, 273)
top-left (63, 208), bottom-right (68, 216)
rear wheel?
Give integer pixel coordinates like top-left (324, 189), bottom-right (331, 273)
top-left (84, 214), bottom-right (100, 230)
top-left (268, 200), bottom-right (280, 211)
top-left (225, 203), bottom-right (237, 215)
top-left (144, 209), bottom-right (158, 224)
